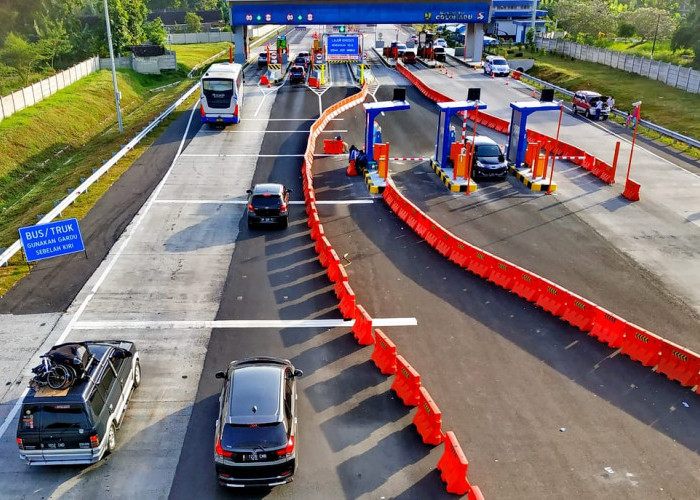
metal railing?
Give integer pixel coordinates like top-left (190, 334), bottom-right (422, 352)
top-left (515, 72), bottom-right (700, 150)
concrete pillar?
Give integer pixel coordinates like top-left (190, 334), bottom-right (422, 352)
top-left (465, 24), bottom-right (484, 62)
top-left (232, 25), bottom-right (248, 64)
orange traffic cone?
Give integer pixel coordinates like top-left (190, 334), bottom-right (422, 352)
top-left (505, 76), bottom-right (510, 86)
top-left (531, 89), bottom-right (536, 98)
top-left (491, 72), bottom-right (494, 79)
top-left (450, 70), bottom-right (453, 78)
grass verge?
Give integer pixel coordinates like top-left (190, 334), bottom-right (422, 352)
top-left (0, 43), bottom-right (233, 297)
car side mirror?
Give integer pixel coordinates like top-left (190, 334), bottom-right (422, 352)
top-left (246, 189), bottom-right (252, 194)
top-left (287, 188), bottom-right (293, 194)
top-left (293, 369), bottom-right (303, 378)
top-left (215, 371), bottom-right (226, 379)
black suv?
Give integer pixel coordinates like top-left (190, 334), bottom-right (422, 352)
top-left (214, 357), bottom-right (303, 488)
top-left (16, 341), bottom-right (140, 465)
top-left (246, 183), bottom-right (291, 229)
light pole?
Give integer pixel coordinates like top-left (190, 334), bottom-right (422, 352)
top-left (103, 0), bottom-right (123, 134)
top-left (650, 16), bottom-right (660, 60)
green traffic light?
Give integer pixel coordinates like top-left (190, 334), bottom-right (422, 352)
top-left (339, 25), bottom-right (346, 33)
top-left (256, 15), bottom-right (261, 21)
top-left (297, 15), bottom-right (302, 20)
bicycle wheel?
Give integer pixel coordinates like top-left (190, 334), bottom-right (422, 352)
top-left (47, 365), bottom-right (71, 390)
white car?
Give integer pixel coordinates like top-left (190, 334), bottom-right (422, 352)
top-left (435, 38), bottom-right (448, 48)
top-left (483, 55), bottom-right (510, 77)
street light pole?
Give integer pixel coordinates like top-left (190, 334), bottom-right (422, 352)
top-left (651, 16), bottom-right (660, 60)
top-left (103, 0), bottom-right (123, 134)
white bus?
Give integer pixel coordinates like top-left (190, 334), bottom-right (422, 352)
top-left (200, 62), bottom-right (243, 125)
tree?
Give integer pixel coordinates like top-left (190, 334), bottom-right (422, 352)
top-left (548, 0), bottom-right (620, 40)
top-left (671, 0), bottom-right (700, 65)
top-left (144, 17), bottom-right (167, 45)
top-left (123, 0), bottom-right (149, 46)
top-left (185, 12), bottom-right (203, 33)
top-left (0, 33), bottom-right (44, 86)
top-left (36, 21), bottom-right (73, 71)
top-left (623, 7), bottom-right (676, 41)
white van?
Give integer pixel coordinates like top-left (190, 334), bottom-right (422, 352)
top-left (483, 55), bottom-right (510, 77)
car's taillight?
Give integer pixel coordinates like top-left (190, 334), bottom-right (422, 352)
top-left (200, 105), bottom-right (205, 117)
top-left (16, 438), bottom-right (23, 450)
top-left (215, 438), bottom-right (232, 458)
top-left (280, 204), bottom-right (287, 212)
top-left (234, 104), bottom-right (239, 117)
top-left (247, 203), bottom-right (255, 213)
top-left (90, 434), bottom-right (99, 449)
top-left (277, 436), bottom-right (295, 457)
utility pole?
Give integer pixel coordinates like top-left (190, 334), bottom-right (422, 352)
top-left (103, 0), bottom-right (123, 134)
top-left (651, 16), bottom-right (661, 60)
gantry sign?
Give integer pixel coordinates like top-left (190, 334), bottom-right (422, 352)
top-left (228, 0), bottom-right (491, 62)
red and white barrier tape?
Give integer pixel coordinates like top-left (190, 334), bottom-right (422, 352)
top-left (390, 157), bottom-right (430, 161)
top-left (554, 155), bottom-right (586, 160)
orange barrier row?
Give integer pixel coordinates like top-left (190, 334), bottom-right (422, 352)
top-left (412, 386), bottom-right (445, 445)
top-left (437, 431), bottom-right (479, 495)
top-left (382, 179), bottom-right (700, 395)
top-left (352, 305), bottom-right (374, 345)
top-left (301, 82), bottom-right (488, 496)
top-left (391, 355), bottom-right (422, 406)
top-left (371, 328), bottom-right (397, 375)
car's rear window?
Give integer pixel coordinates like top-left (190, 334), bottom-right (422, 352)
top-left (290, 68), bottom-right (303, 75)
top-left (221, 423), bottom-right (287, 449)
top-left (476, 144), bottom-right (503, 157)
top-left (21, 404), bottom-right (91, 431)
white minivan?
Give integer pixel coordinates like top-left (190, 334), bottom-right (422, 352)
top-left (483, 55), bottom-right (510, 77)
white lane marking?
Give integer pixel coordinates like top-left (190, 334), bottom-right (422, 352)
top-left (73, 318), bottom-right (417, 329)
top-left (0, 94), bottom-right (203, 442)
top-left (203, 129), bottom-right (348, 134)
top-left (154, 199), bottom-right (374, 205)
top-left (244, 118), bottom-right (342, 121)
top-left (180, 153), bottom-right (335, 157)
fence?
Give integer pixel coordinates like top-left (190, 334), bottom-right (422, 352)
top-left (0, 57), bottom-right (100, 122)
top-left (537, 37), bottom-right (700, 94)
top-left (168, 32), bottom-right (234, 45)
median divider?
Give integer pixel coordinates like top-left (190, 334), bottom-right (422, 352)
top-left (381, 177), bottom-right (700, 394)
top-left (339, 283), bottom-right (356, 319)
top-left (352, 305), bottom-right (374, 345)
top-left (436, 431), bottom-right (473, 495)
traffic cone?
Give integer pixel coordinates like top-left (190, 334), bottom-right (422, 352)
top-left (491, 72), bottom-right (494, 79)
top-left (505, 76), bottom-right (509, 86)
top-left (267, 81), bottom-right (271, 88)
top-left (450, 70), bottom-right (453, 78)
top-left (531, 89), bottom-right (536, 98)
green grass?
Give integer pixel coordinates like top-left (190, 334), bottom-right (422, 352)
top-left (0, 42), bottom-right (232, 296)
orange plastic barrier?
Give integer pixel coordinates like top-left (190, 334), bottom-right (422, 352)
top-left (323, 139), bottom-right (344, 154)
top-left (656, 343), bottom-right (700, 387)
top-left (310, 219), bottom-right (324, 241)
top-left (449, 241), bottom-right (476, 268)
top-left (535, 283), bottom-right (569, 317)
top-left (316, 236), bottom-right (332, 267)
top-left (620, 325), bottom-right (663, 367)
top-left (467, 250), bottom-right (495, 280)
top-left (436, 431), bottom-right (471, 495)
top-left (333, 266), bottom-right (349, 298)
top-left (488, 261), bottom-right (515, 290)
top-left (308, 211), bottom-right (320, 230)
top-left (435, 232), bottom-right (453, 258)
top-left (326, 249), bottom-right (342, 282)
top-left (370, 328), bottom-right (397, 375)
top-left (622, 179), bottom-right (641, 201)
top-left (469, 485), bottom-right (485, 500)
top-left (589, 309), bottom-right (625, 348)
top-left (339, 283), bottom-right (356, 319)
top-left (561, 294), bottom-right (596, 332)
top-left (412, 387), bottom-right (445, 445)
top-left (510, 270), bottom-right (543, 302)
top-left (391, 355), bottom-right (421, 406)
top-left (352, 305), bottom-right (374, 345)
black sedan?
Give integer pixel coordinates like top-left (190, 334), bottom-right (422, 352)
top-left (246, 183), bottom-right (291, 229)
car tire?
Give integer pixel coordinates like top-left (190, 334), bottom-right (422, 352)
top-left (585, 109), bottom-right (591, 118)
top-left (573, 106), bottom-right (578, 115)
top-left (602, 116), bottom-right (608, 121)
top-left (280, 218), bottom-right (288, 229)
top-left (133, 361), bottom-right (141, 388)
top-left (107, 423), bottom-right (116, 454)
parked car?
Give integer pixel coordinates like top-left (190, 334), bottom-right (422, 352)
top-left (257, 52), bottom-right (269, 68)
top-left (288, 65), bottom-right (306, 84)
top-left (214, 357), bottom-right (303, 488)
top-left (572, 90), bottom-right (610, 120)
top-left (434, 38), bottom-right (448, 48)
top-left (433, 46), bottom-right (447, 62)
top-left (246, 183), bottom-right (291, 228)
top-left (16, 341), bottom-right (140, 465)
top-left (402, 50), bottom-right (417, 64)
top-left (483, 55), bottom-right (510, 77)
top-left (464, 135), bottom-right (508, 181)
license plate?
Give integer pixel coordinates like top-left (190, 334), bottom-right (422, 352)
top-left (216, 118), bottom-right (223, 122)
top-left (246, 453), bottom-right (266, 461)
top-left (261, 218), bottom-right (273, 223)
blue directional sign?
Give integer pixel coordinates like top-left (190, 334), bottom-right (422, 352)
top-left (327, 36), bottom-right (359, 56)
top-left (19, 218), bottom-right (86, 262)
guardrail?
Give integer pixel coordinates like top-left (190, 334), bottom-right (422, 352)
top-left (0, 82), bottom-right (201, 269)
top-left (515, 72), bottom-right (700, 150)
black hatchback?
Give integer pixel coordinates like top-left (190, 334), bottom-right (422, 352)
top-left (214, 357), bottom-right (303, 488)
top-left (246, 183), bottom-right (291, 229)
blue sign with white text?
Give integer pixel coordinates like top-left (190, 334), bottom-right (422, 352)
top-left (19, 218), bottom-right (86, 262)
top-left (327, 36), bottom-right (359, 55)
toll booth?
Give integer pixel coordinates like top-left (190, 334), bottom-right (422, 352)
top-left (506, 98), bottom-right (561, 169)
top-left (434, 100), bottom-right (487, 169)
top-left (362, 88), bottom-right (409, 162)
